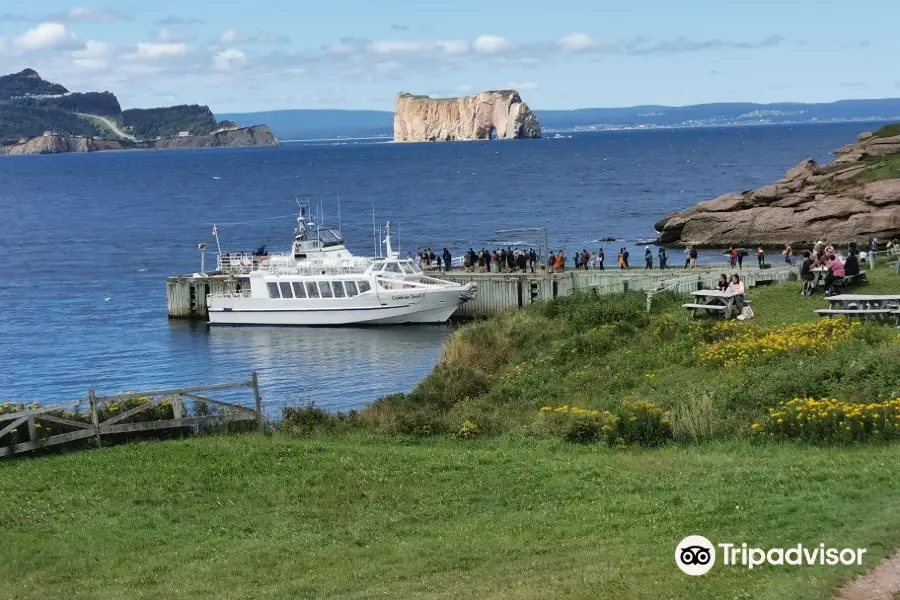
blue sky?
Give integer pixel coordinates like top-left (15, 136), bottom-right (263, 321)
top-left (0, 1), bottom-right (896, 112)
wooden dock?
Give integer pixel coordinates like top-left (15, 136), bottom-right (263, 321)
top-left (166, 264), bottom-right (796, 321)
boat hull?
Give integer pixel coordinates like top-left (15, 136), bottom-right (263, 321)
top-left (208, 287), bottom-right (467, 326)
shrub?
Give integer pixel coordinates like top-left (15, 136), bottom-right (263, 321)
top-left (753, 397), bottom-right (900, 444)
top-left (457, 419), bottom-right (479, 439)
top-left (669, 394), bottom-right (724, 444)
top-left (615, 400), bottom-right (672, 447)
top-left (533, 401), bottom-right (671, 447)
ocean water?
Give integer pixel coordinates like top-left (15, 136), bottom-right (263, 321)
top-left (0, 122), bottom-right (880, 411)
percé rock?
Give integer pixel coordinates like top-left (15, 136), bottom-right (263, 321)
top-left (654, 133), bottom-right (900, 247)
top-left (0, 135), bottom-right (124, 155)
top-left (153, 125), bottom-right (278, 149)
top-left (393, 90), bottom-right (541, 142)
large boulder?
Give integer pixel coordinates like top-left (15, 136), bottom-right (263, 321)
top-left (653, 139), bottom-right (900, 247)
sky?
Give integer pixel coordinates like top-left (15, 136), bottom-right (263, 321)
top-left (0, 0), bottom-right (897, 113)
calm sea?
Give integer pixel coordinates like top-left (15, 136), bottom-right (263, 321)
top-left (0, 123), bottom-right (880, 411)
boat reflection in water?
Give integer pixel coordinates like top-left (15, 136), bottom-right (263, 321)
top-left (205, 324), bottom-right (451, 411)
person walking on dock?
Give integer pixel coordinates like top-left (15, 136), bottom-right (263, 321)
top-left (623, 247), bottom-right (630, 269)
top-left (442, 247), bottom-right (452, 271)
top-left (684, 246), bottom-right (691, 269)
top-left (689, 246), bottom-right (698, 268)
top-left (757, 247), bottom-right (765, 268)
top-left (485, 249), bottom-right (492, 273)
top-left (597, 247), bottom-right (605, 270)
top-left (729, 246), bottom-right (738, 269)
top-left (644, 247), bottom-right (653, 269)
top-left (658, 246), bottom-right (667, 269)
top-left (528, 248), bottom-right (537, 273)
top-left (737, 248), bottom-right (744, 269)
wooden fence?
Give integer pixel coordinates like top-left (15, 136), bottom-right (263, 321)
top-left (0, 372), bottom-right (264, 459)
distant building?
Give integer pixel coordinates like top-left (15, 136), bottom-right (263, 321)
top-left (178, 131), bottom-right (191, 137)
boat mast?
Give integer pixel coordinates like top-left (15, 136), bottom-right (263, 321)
top-left (384, 221), bottom-right (394, 257)
top-left (372, 205), bottom-right (377, 257)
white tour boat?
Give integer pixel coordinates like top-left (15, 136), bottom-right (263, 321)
top-left (206, 224), bottom-right (477, 326)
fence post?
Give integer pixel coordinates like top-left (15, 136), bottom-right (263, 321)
top-left (27, 417), bottom-right (36, 443)
top-left (250, 372), bottom-right (265, 434)
top-left (88, 388), bottom-right (102, 448)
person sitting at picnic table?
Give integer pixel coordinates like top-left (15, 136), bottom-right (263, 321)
top-left (730, 274), bottom-right (746, 311)
top-left (799, 250), bottom-right (815, 296)
top-left (716, 273), bottom-right (729, 291)
top-left (823, 254), bottom-right (845, 296)
top-left (844, 242), bottom-right (861, 278)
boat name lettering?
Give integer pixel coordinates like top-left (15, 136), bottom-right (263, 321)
top-left (391, 293), bottom-right (425, 300)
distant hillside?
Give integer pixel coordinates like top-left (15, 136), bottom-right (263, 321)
top-left (221, 98), bottom-right (900, 140)
top-left (0, 68), bottom-right (67, 100)
top-left (0, 68), bottom-right (236, 144)
top-left (122, 105), bottom-right (219, 139)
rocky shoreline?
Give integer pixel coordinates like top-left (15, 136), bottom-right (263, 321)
top-left (655, 128), bottom-right (900, 247)
top-left (0, 125), bottom-right (278, 156)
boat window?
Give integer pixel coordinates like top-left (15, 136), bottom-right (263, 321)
top-left (357, 280), bottom-right (371, 293)
top-left (384, 262), bottom-right (403, 274)
top-left (279, 282), bottom-right (293, 298)
top-left (410, 263), bottom-right (422, 274)
top-left (266, 282), bottom-right (280, 299)
top-left (345, 281), bottom-right (359, 297)
top-left (372, 261), bottom-right (384, 271)
top-left (292, 282), bottom-right (306, 298)
top-left (332, 282), bottom-right (346, 298)
top-left (399, 263), bottom-right (414, 274)
top-left (318, 281), bottom-right (334, 298)
top-left (305, 282), bottom-right (320, 298)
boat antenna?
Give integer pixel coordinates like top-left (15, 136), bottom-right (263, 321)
top-left (337, 193), bottom-right (342, 236)
top-left (372, 204), bottom-right (377, 257)
top-left (212, 223), bottom-right (222, 255)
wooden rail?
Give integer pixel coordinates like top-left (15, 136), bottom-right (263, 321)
top-left (0, 372), bottom-right (264, 458)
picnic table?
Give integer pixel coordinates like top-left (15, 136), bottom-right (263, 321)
top-left (814, 294), bottom-right (900, 325)
top-left (683, 289), bottom-right (747, 319)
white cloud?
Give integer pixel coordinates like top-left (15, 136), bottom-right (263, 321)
top-left (220, 29), bottom-right (241, 44)
top-left (368, 40), bottom-right (431, 54)
top-left (557, 33), bottom-right (597, 53)
top-left (323, 41), bottom-right (356, 54)
top-left (126, 42), bottom-right (188, 60)
top-left (155, 27), bottom-right (194, 43)
top-left (473, 35), bottom-right (509, 54)
top-left (507, 81), bottom-right (539, 91)
top-left (46, 6), bottom-right (127, 22)
top-left (437, 40), bottom-right (469, 55)
top-left (214, 48), bottom-right (247, 71)
top-left (13, 22), bottom-right (77, 51)
top-left (71, 39), bottom-right (113, 69)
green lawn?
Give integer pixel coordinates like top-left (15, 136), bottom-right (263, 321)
top-left (2, 435), bottom-right (900, 600)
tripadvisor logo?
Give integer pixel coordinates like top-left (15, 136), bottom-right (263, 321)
top-left (675, 536), bottom-right (867, 576)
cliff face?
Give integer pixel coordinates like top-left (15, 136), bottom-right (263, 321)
top-left (0, 126), bottom-right (278, 156)
top-left (654, 130), bottom-right (900, 247)
top-left (393, 90), bottom-right (541, 142)
top-left (0, 135), bottom-right (124, 155)
top-left (152, 125), bottom-right (278, 149)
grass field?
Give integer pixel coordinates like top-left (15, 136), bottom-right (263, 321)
top-left (2, 265), bottom-right (899, 599)
top-left (3, 435), bottom-right (900, 600)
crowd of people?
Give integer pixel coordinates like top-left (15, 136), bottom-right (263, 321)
top-left (797, 240), bottom-right (866, 296)
top-left (411, 237), bottom-right (898, 278)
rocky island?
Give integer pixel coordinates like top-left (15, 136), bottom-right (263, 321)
top-left (0, 69), bottom-right (278, 156)
top-left (655, 125), bottom-right (900, 247)
top-left (393, 90), bottom-right (541, 142)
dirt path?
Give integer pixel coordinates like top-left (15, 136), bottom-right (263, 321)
top-left (77, 113), bottom-right (138, 142)
top-left (837, 551), bottom-right (900, 600)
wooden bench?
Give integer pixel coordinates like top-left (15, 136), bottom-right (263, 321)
top-left (682, 303), bottom-right (726, 311)
top-left (815, 308), bottom-right (900, 325)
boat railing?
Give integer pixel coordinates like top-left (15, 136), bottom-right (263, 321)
top-left (216, 253), bottom-right (268, 274)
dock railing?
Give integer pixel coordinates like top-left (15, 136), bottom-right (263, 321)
top-left (0, 373), bottom-right (264, 458)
